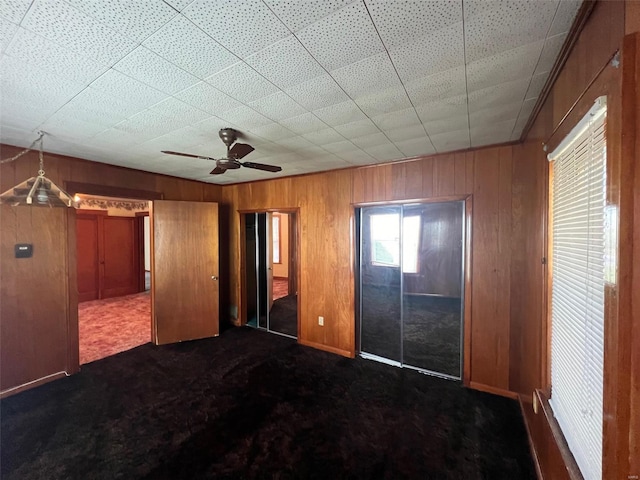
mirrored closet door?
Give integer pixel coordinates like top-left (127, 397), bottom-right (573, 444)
top-left (357, 201), bottom-right (465, 379)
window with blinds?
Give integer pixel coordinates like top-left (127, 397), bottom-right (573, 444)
top-left (548, 97), bottom-right (607, 480)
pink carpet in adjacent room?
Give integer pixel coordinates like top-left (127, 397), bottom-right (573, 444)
top-left (79, 292), bottom-right (151, 365)
top-left (273, 277), bottom-right (289, 300)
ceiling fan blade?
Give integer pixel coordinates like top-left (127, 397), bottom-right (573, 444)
top-left (210, 166), bottom-right (227, 175)
top-left (241, 161), bottom-right (282, 173)
top-left (162, 150), bottom-right (215, 161)
top-left (228, 142), bottom-right (254, 160)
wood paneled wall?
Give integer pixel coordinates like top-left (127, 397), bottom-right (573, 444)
top-left (516, 2), bottom-right (640, 479)
top-left (0, 146), bottom-right (222, 395)
top-left (220, 144), bottom-right (542, 396)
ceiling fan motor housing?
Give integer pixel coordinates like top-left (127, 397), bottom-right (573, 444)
top-left (218, 128), bottom-right (237, 147)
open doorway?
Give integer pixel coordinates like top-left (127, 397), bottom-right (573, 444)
top-left (241, 210), bottom-right (299, 338)
top-left (75, 194), bottom-right (152, 364)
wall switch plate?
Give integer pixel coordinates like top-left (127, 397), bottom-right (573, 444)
top-left (318, 316), bottom-right (324, 326)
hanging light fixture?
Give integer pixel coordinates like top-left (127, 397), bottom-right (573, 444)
top-left (0, 132), bottom-right (76, 207)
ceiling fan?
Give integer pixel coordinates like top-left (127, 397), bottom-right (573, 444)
top-left (161, 128), bottom-right (282, 175)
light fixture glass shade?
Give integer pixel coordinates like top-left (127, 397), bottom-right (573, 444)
top-left (0, 175), bottom-right (76, 207)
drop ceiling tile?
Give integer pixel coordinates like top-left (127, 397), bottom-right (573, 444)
top-left (333, 118), bottom-right (380, 138)
top-left (470, 119), bottom-right (515, 147)
top-left (217, 106), bottom-right (272, 130)
top-left (0, 55), bottom-right (87, 115)
top-left (91, 128), bottom-right (143, 148)
top-left (351, 132), bottom-right (389, 149)
top-left (249, 123), bottom-right (295, 142)
top-left (371, 108), bottom-right (422, 131)
top-left (279, 113), bottom-right (328, 135)
top-left (143, 14), bottom-right (238, 79)
top-left (330, 52), bottom-right (401, 99)
top-left (405, 66), bottom-right (467, 106)
top-left (163, 0), bottom-right (193, 12)
top-left (534, 33), bottom-right (567, 75)
top-left (40, 112), bottom-right (106, 139)
top-left (0, 99), bottom-right (55, 131)
top-left (302, 128), bottom-right (345, 145)
top-left (249, 91), bottom-right (307, 121)
top-left (464, 0), bottom-right (557, 63)
top-left (205, 62), bottom-right (278, 103)
top-left (313, 100), bottom-right (367, 126)
top-left (54, 88), bottom-right (138, 127)
top-left (549, 0), bottom-right (582, 36)
top-left (1, 1), bottom-right (30, 24)
top-left (0, 17), bottom-right (18, 53)
top-left (423, 114), bottom-right (469, 136)
top-left (183, 0), bottom-right (289, 58)
top-left (362, 142), bottom-right (403, 162)
top-left (415, 97), bottom-right (468, 123)
top-left (174, 81), bottom-right (241, 116)
top-left (511, 97), bottom-right (537, 140)
top-left (113, 46), bottom-right (200, 95)
top-left (366, 0), bottom-right (462, 50)
top-left (113, 111), bottom-right (179, 139)
top-left (394, 137), bottom-right (436, 158)
top-left (149, 97), bottom-right (210, 125)
top-left (245, 35), bottom-right (325, 89)
top-left (296, 2), bottom-right (384, 71)
top-left (20, 0), bottom-right (137, 65)
top-left (389, 21), bottom-right (465, 82)
top-left (191, 115), bottom-right (241, 137)
top-left (467, 77), bottom-right (530, 113)
top-left (466, 40), bottom-right (543, 92)
top-left (264, 0), bottom-right (353, 32)
top-left (354, 86), bottom-right (412, 117)
top-left (5, 27), bottom-right (108, 86)
top-left (469, 102), bottom-right (521, 129)
top-left (337, 148), bottom-right (375, 165)
top-left (274, 136), bottom-right (316, 152)
top-left (89, 69), bottom-right (169, 110)
top-left (525, 73), bottom-right (548, 101)
top-left (284, 74), bottom-right (348, 111)
top-left (321, 140), bottom-right (359, 155)
top-left (430, 129), bottom-right (471, 152)
top-left (65, 0), bottom-right (177, 43)
top-left (383, 123), bottom-right (426, 143)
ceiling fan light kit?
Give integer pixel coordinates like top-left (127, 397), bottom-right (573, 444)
top-left (162, 128), bottom-right (282, 176)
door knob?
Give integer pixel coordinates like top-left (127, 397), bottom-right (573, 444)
top-left (211, 275), bottom-right (218, 280)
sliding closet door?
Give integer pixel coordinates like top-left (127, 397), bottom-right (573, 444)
top-left (256, 213), bottom-right (269, 329)
top-left (360, 206), bottom-right (402, 363)
top-left (402, 202), bottom-right (464, 378)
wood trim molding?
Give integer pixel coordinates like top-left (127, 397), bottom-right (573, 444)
top-left (520, 0), bottom-right (598, 141)
top-left (298, 339), bottom-right (354, 358)
top-left (533, 389), bottom-right (583, 479)
top-left (0, 372), bottom-right (69, 399)
top-left (468, 381), bottom-right (518, 399)
top-left (352, 194), bottom-right (471, 208)
top-left (64, 181), bottom-right (163, 200)
top-left (519, 395), bottom-right (545, 480)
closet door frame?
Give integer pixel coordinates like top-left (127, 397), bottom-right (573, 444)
top-left (353, 195), bottom-right (473, 386)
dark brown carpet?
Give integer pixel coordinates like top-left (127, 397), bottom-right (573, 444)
top-left (269, 294), bottom-right (297, 337)
top-left (1, 327), bottom-right (534, 479)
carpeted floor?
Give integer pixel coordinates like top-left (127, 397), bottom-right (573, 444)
top-left (79, 292), bottom-right (151, 364)
top-left (269, 294), bottom-right (298, 337)
top-left (1, 327), bottom-right (535, 480)
top-left (273, 277), bottom-right (289, 300)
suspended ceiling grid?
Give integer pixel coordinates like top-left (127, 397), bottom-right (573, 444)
top-left (0, 0), bottom-right (581, 184)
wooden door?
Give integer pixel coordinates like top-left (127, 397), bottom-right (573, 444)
top-left (76, 215), bottom-right (100, 302)
top-left (152, 200), bottom-right (219, 345)
top-left (267, 212), bottom-right (274, 310)
top-left (101, 216), bottom-right (139, 299)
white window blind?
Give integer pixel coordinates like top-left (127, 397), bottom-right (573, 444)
top-left (548, 97), bottom-right (607, 480)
